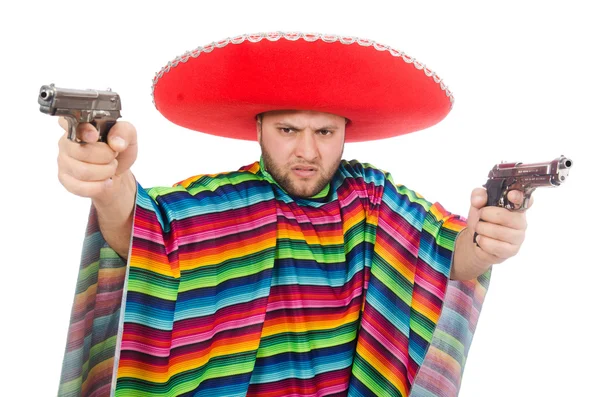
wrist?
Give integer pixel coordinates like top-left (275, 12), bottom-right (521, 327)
top-left (451, 228), bottom-right (493, 280)
top-left (92, 171), bottom-right (135, 211)
top-left (91, 171), bottom-right (136, 259)
top-left (92, 171), bottom-right (137, 232)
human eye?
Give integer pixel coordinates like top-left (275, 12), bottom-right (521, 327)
top-left (317, 129), bottom-right (332, 136)
top-left (279, 127), bottom-right (294, 134)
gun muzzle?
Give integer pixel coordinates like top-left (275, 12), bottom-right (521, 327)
top-left (38, 84), bottom-right (58, 115)
top-left (553, 155), bottom-right (572, 186)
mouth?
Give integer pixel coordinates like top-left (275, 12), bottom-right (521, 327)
top-left (291, 165), bottom-right (318, 178)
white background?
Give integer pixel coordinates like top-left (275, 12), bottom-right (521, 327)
top-left (1, 1), bottom-right (598, 395)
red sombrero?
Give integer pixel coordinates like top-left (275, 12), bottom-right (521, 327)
top-left (152, 32), bottom-right (454, 142)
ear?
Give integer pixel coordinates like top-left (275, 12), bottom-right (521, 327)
top-left (256, 117), bottom-right (262, 142)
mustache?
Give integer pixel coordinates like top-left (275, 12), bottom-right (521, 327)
top-left (289, 161), bottom-right (320, 168)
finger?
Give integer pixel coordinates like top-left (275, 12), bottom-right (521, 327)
top-left (475, 220), bottom-right (526, 246)
top-left (507, 190), bottom-right (524, 206)
top-left (480, 206), bottom-right (528, 230)
top-left (507, 189), bottom-right (534, 210)
top-left (472, 234), bottom-right (505, 264)
top-left (59, 133), bottom-right (117, 165)
top-left (58, 152), bottom-right (118, 182)
top-left (105, 121), bottom-right (138, 175)
top-left (58, 118), bottom-right (99, 143)
top-left (471, 188), bottom-right (488, 209)
top-left (78, 123), bottom-right (100, 143)
top-left (474, 234), bottom-right (520, 260)
top-left (58, 171), bottom-right (113, 198)
top-left (106, 121), bottom-right (137, 153)
top-left (467, 188), bottom-right (487, 231)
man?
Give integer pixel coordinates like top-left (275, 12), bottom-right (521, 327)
top-left (55, 32), bottom-right (527, 396)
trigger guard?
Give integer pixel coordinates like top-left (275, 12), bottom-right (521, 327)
top-left (503, 193), bottom-right (517, 210)
top-left (65, 116), bottom-right (79, 142)
top-left (504, 191), bottom-right (533, 212)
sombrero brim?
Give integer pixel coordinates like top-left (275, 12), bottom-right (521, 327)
top-left (152, 32), bottom-right (454, 142)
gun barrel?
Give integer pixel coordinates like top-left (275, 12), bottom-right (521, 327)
top-left (38, 84), bottom-right (121, 114)
top-left (489, 155), bottom-right (572, 186)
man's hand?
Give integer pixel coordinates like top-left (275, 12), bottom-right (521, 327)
top-left (450, 188), bottom-right (531, 280)
top-left (57, 119), bottom-right (138, 205)
top-left (57, 119), bottom-right (138, 258)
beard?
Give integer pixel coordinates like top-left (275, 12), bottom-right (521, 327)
top-left (260, 142), bottom-right (340, 199)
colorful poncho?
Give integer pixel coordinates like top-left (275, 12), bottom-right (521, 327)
top-left (58, 160), bottom-right (490, 397)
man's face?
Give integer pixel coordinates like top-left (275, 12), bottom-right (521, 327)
top-left (257, 110), bottom-right (346, 198)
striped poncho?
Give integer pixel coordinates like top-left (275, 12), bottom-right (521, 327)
top-left (58, 159), bottom-right (490, 397)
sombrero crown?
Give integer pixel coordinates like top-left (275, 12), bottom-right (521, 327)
top-left (152, 32), bottom-right (453, 142)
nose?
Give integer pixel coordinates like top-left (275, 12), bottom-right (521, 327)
top-left (293, 131), bottom-right (318, 161)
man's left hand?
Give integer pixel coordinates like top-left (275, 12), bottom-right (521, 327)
top-left (451, 188), bottom-right (531, 280)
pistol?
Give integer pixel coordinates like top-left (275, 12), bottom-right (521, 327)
top-left (483, 155), bottom-right (573, 211)
top-left (38, 84), bottom-right (121, 142)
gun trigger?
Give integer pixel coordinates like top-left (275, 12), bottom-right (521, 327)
top-left (517, 187), bottom-right (536, 212)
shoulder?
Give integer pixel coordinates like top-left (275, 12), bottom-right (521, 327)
top-left (338, 159), bottom-right (435, 218)
top-left (137, 162), bottom-right (272, 227)
top-left (144, 162), bottom-right (265, 201)
top-left (337, 159), bottom-right (387, 186)
top-left (338, 160), bottom-right (430, 204)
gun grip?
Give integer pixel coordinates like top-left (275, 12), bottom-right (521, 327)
top-left (91, 119), bottom-right (117, 143)
top-left (474, 179), bottom-right (507, 245)
top-left (483, 179), bottom-right (506, 207)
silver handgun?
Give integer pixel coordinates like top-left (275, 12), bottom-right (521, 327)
top-left (38, 84), bottom-right (121, 142)
top-left (483, 155), bottom-right (572, 211)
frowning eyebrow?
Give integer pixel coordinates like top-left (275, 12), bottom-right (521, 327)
top-left (274, 122), bottom-right (340, 130)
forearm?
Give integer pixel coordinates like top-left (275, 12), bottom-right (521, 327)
top-left (92, 170), bottom-right (137, 259)
top-left (450, 229), bottom-right (492, 281)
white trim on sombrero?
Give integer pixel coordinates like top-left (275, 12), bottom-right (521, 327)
top-left (151, 31), bottom-right (454, 108)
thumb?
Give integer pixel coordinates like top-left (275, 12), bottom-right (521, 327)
top-left (106, 121), bottom-right (138, 175)
top-left (471, 187), bottom-right (488, 210)
top-left (467, 187), bottom-right (487, 231)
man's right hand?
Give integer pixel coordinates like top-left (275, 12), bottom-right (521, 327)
top-left (57, 119), bottom-right (138, 259)
top-left (57, 119), bottom-right (138, 204)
